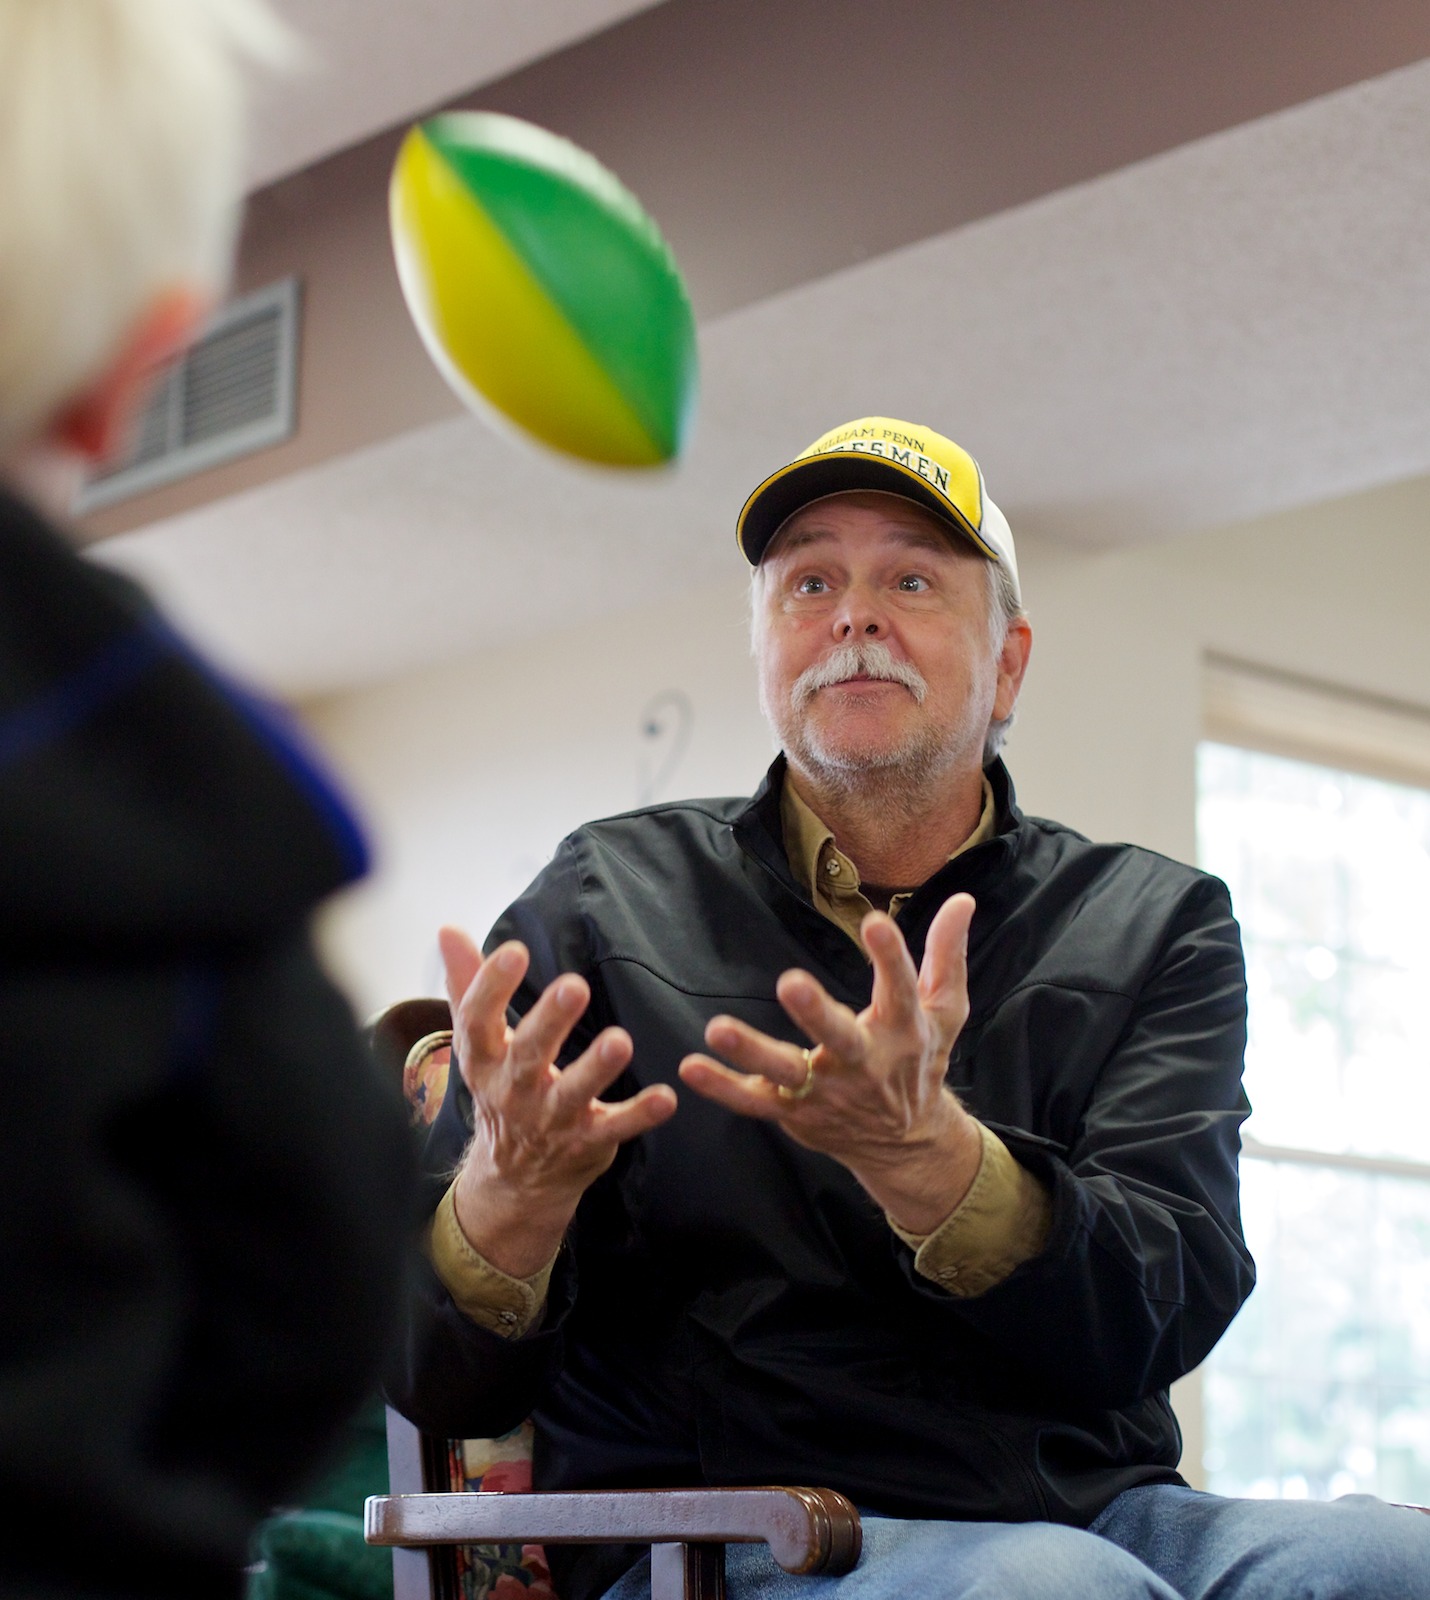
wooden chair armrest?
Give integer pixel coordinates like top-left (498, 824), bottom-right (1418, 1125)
top-left (365, 998), bottom-right (452, 1082)
top-left (365, 1486), bottom-right (862, 1575)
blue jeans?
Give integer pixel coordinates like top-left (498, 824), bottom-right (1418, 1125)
top-left (601, 1485), bottom-right (1430, 1599)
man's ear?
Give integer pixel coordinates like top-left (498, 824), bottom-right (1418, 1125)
top-left (50, 285), bottom-right (210, 466)
top-left (992, 614), bottom-right (1033, 722)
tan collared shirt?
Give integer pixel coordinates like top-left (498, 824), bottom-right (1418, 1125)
top-left (429, 773), bottom-right (1051, 1337)
top-left (780, 773), bottom-right (998, 945)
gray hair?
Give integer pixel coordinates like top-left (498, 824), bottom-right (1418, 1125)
top-left (749, 555), bottom-right (1028, 766)
top-left (983, 559), bottom-right (1026, 765)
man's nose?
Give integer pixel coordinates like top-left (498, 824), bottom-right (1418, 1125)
top-left (835, 587), bottom-right (887, 640)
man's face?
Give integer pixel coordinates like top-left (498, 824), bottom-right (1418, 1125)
top-left (755, 491), bottom-right (1028, 788)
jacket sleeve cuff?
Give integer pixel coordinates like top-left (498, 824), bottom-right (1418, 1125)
top-left (887, 1121), bottom-right (1053, 1298)
top-left (426, 1180), bottom-right (556, 1339)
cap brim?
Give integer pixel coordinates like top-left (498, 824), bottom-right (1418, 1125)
top-left (736, 453), bottom-right (999, 566)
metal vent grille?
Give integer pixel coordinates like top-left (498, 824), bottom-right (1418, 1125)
top-left (78, 277), bottom-right (299, 512)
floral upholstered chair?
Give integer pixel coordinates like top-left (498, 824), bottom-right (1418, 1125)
top-left (365, 1000), bottom-right (861, 1600)
top-left (373, 1003), bottom-right (550, 1600)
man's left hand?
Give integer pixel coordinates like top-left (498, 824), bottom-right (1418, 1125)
top-left (679, 893), bottom-right (984, 1235)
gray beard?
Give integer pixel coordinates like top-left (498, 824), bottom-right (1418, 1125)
top-left (782, 715), bottom-right (964, 818)
top-left (767, 641), bottom-right (974, 817)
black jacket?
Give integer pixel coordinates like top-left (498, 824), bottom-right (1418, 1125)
top-left (0, 487), bottom-right (413, 1600)
top-left (390, 758), bottom-right (1253, 1600)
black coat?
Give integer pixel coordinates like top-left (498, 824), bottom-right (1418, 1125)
top-left (0, 487), bottom-right (413, 1599)
top-left (390, 758), bottom-right (1254, 1600)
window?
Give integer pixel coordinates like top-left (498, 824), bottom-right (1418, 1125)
top-left (1196, 710), bottom-right (1430, 1503)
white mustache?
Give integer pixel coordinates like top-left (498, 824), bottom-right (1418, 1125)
top-left (791, 641), bottom-right (928, 708)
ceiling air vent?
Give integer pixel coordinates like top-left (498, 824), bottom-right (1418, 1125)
top-left (77, 277), bottom-right (300, 512)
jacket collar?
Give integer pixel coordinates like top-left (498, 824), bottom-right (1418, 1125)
top-left (733, 753), bottom-right (1025, 909)
top-left (733, 754), bottom-right (805, 898)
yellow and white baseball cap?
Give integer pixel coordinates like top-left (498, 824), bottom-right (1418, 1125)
top-left (736, 415), bottom-right (1019, 600)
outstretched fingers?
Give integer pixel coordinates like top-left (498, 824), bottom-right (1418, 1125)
top-left (594, 1081), bottom-right (679, 1142)
top-left (438, 924), bottom-right (482, 1011)
top-left (702, 1008), bottom-right (829, 1092)
top-left (552, 1026), bottom-right (636, 1110)
top-left (677, 1052), bottom-right (787, 1121)
top-left (682, 979), bottom-right (862, 1116)
top-left (443, 931), bottom-right (529, 1086)
top-left (549, 1027), bottom-right (676, 1146)
top-left (862, 912), bottom-right (924, 1033)
top-left (505, 971), bottom-right (592, 1089)
top-left (774, 969), bottom-right (863, 1063)
top-left (918, 892), bottom-right (975, 1049)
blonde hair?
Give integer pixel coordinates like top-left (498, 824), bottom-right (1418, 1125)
top-left (0, 0), bottom-right (292, 453)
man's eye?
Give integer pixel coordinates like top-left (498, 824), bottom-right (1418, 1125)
top-left (796, 576), bottom-right (828, 595)
top-left (898, 574), bottom-right (930, 592)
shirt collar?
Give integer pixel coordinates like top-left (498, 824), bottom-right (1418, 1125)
top-left (780, 771), bottom-right (997, 911)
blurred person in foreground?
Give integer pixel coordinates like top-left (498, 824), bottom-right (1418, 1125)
top-left (0, 4), bottom-right (412, 1597)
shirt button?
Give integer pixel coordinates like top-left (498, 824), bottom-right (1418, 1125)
top-left (498, 1310), bottom-right (518, 1326)
top-left (937, 1267), bottom-right (960, 1284)
top-left (825, 858), bottom-right (842, 877)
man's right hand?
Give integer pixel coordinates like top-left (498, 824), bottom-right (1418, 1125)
top-left (439, 926), bottom-right (677, 1281)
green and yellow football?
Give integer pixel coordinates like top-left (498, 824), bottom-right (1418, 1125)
top-left (389, 111), bottom-right (698, 468)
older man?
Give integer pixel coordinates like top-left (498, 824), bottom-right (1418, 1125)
top-left (392, 418), bottom-right (1428, 1599)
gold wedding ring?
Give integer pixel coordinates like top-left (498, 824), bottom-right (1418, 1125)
top-left (777, 1047), bottom-right (817, 1102)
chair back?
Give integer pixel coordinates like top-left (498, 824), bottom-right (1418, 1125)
top-left (368, 1000), bottom-right (551, 1600)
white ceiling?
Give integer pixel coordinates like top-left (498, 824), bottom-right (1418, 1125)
top-left (247, 0), bottom-right (663, 188)
top-left (99, 58), bottom-right (1430, 699)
